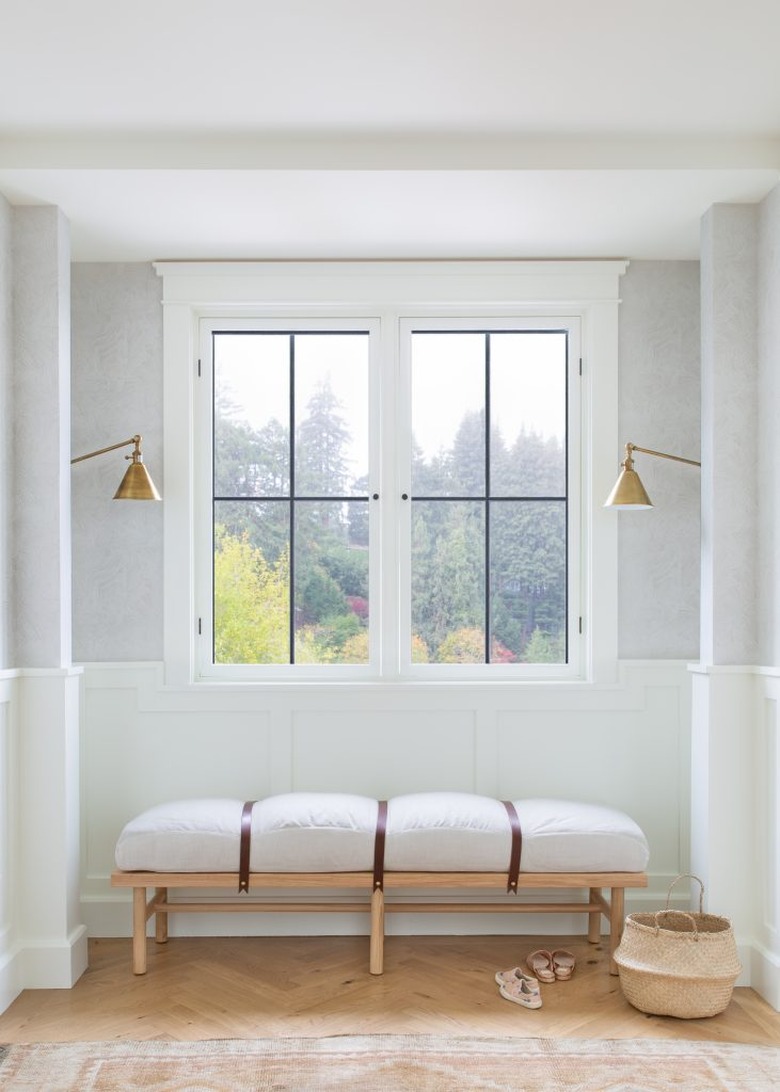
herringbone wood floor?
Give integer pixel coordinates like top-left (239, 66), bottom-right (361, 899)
top-left (0, 935), bottom-right (778, 1045)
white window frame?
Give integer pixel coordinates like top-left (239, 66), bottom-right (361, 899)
top-left (156, 260), bottom-right (626, 688)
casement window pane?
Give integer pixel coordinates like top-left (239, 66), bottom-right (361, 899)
top-left (213, 500), bottom-right (290, 664)
top-left (210, 329), bottom-right (370, 667)
top-left (490, 333), bottom-right (567, 497)
top-left (490, 500), bottom-right (566, 664)
top-left (294, 334), bottom-right (369, 497)
top-left (411, 500), bottom-right (485, 663)
top-left (215, 499), bottom-right (290, 563)
top-left (411, 333), bottom-right (485, 497)
top-left (294, 500), bottom-right (369, 664)
top-left (409, 328), bottom-right (569, 668)
top-left (214, 334), bottom-right (290, 498)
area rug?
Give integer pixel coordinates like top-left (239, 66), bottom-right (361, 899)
top-left (0, 1035), bottom-right (779, 1091)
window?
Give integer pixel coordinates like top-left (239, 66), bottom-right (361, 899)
top-left (159, 261), bottom-right (624, 686)
top-left (197, 313), bottom-right (578, 679)
top-left (208, 324), bottom-right (372, 668)
top-left (405, 324), bottom-right (571, 668)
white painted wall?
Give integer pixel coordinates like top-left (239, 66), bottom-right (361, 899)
top-left (0, 672), bottom-right (19, 1013)
top-left (750, 670), bottom-right (780, 1007)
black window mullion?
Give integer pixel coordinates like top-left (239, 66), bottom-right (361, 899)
top-left (211, 332), bottom-right (217, 665)
top-left (484, 333), bottom-right (491, 664)
top-left (564, 330), bottom-right (570, 664)
top-left (288, 334), bottom-right (296, 664)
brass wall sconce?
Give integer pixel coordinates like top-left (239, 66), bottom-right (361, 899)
top-left (71, 434), bottom-right (162, 500)
top-left (604, 442), bottom-right (700, 509)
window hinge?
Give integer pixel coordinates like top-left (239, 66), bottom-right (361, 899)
top-left (198, 617), bottom-right (202, 635)
top-left (579, 357), bottom-right (583, 376)
top-left (197, 358), bottom-right (202, 378)
top-left (579, 616), bottom-right (583, 634)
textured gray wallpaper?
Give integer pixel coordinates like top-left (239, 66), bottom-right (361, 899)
top-left (700, 206), bottom-right (759, 666)
top-left (616, 261), bottom-right (701, 660)
top-left (0, 197), bottom-right (10, 669)
top-left (13, 206), bottom-right (73, 668)
top-left (758, 186), bottom-right (780, 666)
top-left (69, 260), bottom-right (702, 663)
top-left (71, 263), bottom-right (163, 661)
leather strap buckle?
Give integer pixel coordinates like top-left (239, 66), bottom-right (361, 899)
top-left (238, 800), bottom-right (256, 893)
top-left (373, 800), bottom-right (388, 892)
top-left (502, 800), bottom-right (522, 895)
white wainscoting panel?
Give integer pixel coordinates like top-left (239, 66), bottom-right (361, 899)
top-left (81, 677), bottom-right (274, 901)
top-left (753, 671), bottom-right (780, 1009)
top-left (291, 709), bottom-right (478, 796)
top-left (495, 684), bottom-right (687, 871)
top-left (0, 672), bottom-right (20, 1013)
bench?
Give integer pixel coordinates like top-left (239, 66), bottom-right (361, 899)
top-left (111, 791), bottom-right (649, 976)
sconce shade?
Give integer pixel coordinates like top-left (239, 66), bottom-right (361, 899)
top-left (603, 466), bottom-right (653, 509)
top-left (114, 460), bottom-right (162, 501)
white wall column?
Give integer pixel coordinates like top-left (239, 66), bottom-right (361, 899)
top-left (17, 668), bottom-right (85, 985)
top-left (691, 204), bottom-right (759, 962)
top-left (12, 207), bottom-right (86, 988)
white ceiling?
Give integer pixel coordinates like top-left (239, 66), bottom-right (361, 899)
top-left (1, 0), bottom-right (778, 262)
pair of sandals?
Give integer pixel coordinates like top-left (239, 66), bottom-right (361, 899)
top-left (527, 947), bottom-right (575, 982)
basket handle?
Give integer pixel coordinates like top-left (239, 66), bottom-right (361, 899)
top-left (653, 909), bottom-right (700, 939)
top-left (666, 872), bottom-right (704, 913)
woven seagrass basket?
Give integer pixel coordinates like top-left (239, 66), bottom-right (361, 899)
top-left (614, 874), bottom-right (741, 1019)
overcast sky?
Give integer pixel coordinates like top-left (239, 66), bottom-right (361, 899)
top-left (214, 329), bottom-right (567, 482)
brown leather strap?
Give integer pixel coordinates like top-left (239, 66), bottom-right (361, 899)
top-left (502, 800), bottom-right (522, 894)
top-left (373, 800), bottom-right (388, 892)
top-left (238, 800), bottom-right (256, 893)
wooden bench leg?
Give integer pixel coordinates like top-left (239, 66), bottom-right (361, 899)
top-left (609, 886), bottom-right (625, 975)
top-left (132, 887), bottom-right (148, 975)
top-left (588, 887), bottom-right (602, 943)
top-left (369, 887), bottom-right (384, 975)
top-left (154, 887), bottom-right (169, 944)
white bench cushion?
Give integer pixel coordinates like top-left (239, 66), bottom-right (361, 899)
top-left (385, 793), bottom-right (649, 872)
top-left (114, 793), bottom-right (377, 873)
top-left (114, 791), bottom-right (649, 874)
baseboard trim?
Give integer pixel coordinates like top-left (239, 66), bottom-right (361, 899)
top-left (0, 944), bottom-right (22, 1016)
top-left (749, 940), bottom-right (780, 1012)
top-left (18, 925), bottom-right (89, 990)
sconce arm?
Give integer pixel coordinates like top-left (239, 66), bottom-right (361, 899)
top-left (624, 442), bottom-right (701, 469)
top-left (71, 435), bottom-right (142, 465)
